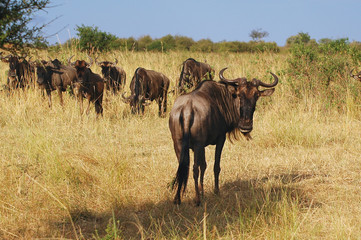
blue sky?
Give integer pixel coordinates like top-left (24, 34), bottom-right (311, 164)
top-left (35, 0), bottom-right (361, 46)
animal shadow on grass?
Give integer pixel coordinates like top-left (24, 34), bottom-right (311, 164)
top-left (51, 172), bottom-right (321, 239)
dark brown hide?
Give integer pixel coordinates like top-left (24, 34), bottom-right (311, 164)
top-left (73, 59), bottom-right (104, 115)
top-left (178, 58), bottom-right (215, 93)
top-left (1, 54), bottom-right (35, 89)
top-left (96, 58), bottom-right (126, 93)
top-left (35, 59), bottom-right (77, 107)
top-left (169, 68), bottom-right (278, 205)
top-left (124, 67), bottom-right (170, 117)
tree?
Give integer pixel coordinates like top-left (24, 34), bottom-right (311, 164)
top-left (76, 25), bottom-right (120, 52)
top-left (286, 32), bottom-right (312, 46)
top-left (249, 28), bottom-right (269, 42)
top-left (0, 0), bottom-right (50, 51)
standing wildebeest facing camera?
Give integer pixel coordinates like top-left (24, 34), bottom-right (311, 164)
top-left (95, 58), bottom-right (126, 94)
top-left (177, 58), bottom-right (215, 94)
top-left (0, 53), bottom-right (35, 89)
top-left (35, 58), bottom-right (78, 107)
top-left (169, 68), bottom-right (279, 206)
top-left (122, 67), bottom-right (170, 117)
top-left (350, 69), bottom-right (361, 82)
top-left (69, 55), bottom-right (104, 116)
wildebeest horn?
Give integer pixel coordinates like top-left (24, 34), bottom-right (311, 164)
top-left (219, 68), bottom-right (240, 85)
top-left (256, 72), bottom-right (279, 88)
top-left (114, 58), bottom-right (118, 65)
top-left (121, 92), bottom-right (131, 103)
top-left (87, 54), bottom-right (93, 68)
top-left (350, 68), bottom-right (356, 77)
top-left (95, 57), bottom-right (101, 66)
top-left (68, 55), bottom-right (75, 66)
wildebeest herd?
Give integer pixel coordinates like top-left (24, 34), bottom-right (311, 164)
top-left (1, 51), bottom-right (360, 206)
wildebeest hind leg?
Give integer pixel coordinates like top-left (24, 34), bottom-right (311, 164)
top-left (193, 146), bottom-right (205, 206)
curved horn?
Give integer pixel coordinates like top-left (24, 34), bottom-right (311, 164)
top-left (68, 55), bottom-right (75, 66)
top-left (219, 67), bottom-right (240, 85)
top-left (121, 92), bottom-right (132, 103)
top-left (257, 72), bottom-right (279, 88)
top-left (219, 68), bottom-right (228, 81)
top-left (87, 54), bottom-right (93, 68)
top-left (114, 58), bottom-right (118, 65)
top-left (95, 57), bottom-right (101, 66)
top-left (350, 68), bottom-right (356, 77)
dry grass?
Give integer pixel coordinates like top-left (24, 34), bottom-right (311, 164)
top-left (0, 50), bottom-right (360, 239)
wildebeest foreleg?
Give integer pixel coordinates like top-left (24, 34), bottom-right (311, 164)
top-left (194, 146), bottom-right (206, 206)
top-left (214, 136), bottom-right (226, 195)
top-left (46, 89), bottom-right (52, 108)
top-left (57, 87), bottom-right (64, 106)
top-left (85, 94), bottom-right (92, 115)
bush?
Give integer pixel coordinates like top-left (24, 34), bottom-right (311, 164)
top-left (286, 38), bottom-right (361, 110)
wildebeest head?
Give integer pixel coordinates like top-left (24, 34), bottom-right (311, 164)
top-left (69, 55), bottom-right (93, 83)
top-left (350, 68), bottom-right (361, 82)
top-left (96, 58), bottom-right (118, 80)
top-left (122, 67), bottom-right (151, 114)
top-left (35, 58), bottom-right (63, 86)
top-left (1, 54), bottom-right (23, 87)
top-left (219, 68), bottom-right (278, 134)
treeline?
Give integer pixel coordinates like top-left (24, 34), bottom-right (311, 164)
top-left (46, 25), bottom-right (361, 55)
top-left (50, 25), bottom-right (280, 53)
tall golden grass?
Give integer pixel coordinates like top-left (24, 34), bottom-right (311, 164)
top-left (0, 49), bottom-right (360, 239)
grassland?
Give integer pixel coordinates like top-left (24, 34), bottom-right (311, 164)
top-left (0, 50), bottom-right (360, 239)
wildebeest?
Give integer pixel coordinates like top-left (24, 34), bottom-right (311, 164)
top-left (350, 69), bottom-right (361, 82)
top-left (0, 53), bottom-right (35, 89)
top-left (169, 68), bottom-right (279, 205)
top-left (122, 67), bottom-right (170, 117)
top-left (95, 58), bottom-right (126, 93)
top-left (177, 58), bottom-right (215, 93)
top-left (35, 58), bottom-right (78, 107)
top-left (69, 56), bottom-right (104, 115)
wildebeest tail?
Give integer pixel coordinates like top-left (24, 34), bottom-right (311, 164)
top-left (178, 62), bottom-right (186, 89)
top-left (134, 67), bottom-right (141, 99)
top-left (173, 107), bottom-right (193, 195)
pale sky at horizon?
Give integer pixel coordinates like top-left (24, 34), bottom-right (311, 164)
top-left (34, 0), bottom-right (361, 46)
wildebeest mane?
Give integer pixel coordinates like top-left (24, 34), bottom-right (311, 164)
top-left (194, 80), bottom-right (241, 141)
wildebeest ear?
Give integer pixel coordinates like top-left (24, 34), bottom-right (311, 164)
top-left (259, 88), bottom-right (275, 97)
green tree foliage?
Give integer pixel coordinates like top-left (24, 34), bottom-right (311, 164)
top-left (0, 0), bottom-right (50, 51)
top-left (76, 25), bottom-right (120, 52)
top-left (174, 35), bottom-right (194, 51)
top-left (286, 32), bottom-right (314, 46)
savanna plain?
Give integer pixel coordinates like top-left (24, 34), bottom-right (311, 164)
top-left (0, 49), bottom-right (360, 239)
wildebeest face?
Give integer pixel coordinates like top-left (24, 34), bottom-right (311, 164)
top-left (36, 61), bottom-right (51, 85)
top-left (219, 68), bottom-right (278, 134)
top-left (74, 60), bottom-right (88, 83)
top-left (2, 56), bottom-right (19, 85)
top-left (99, 62), bottom-right (112, 80)
top-left (236, 80), bottom-right (275, 133)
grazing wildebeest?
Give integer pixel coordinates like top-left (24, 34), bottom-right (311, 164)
top-left (35, 58), bottom-right (78, 107)
top-left (350, 69), bottom-right (361, 82)
top-left (95, 58), bottom-right (126, 93)
top-left (122, 67), bottom-right (169, 117)
top-left (0, 53), bottom-right (35, 89)
top-left (177, 58), bottom-right (215, 93)
top-left (169, 68), bottom-right (279, 205)
top-left (69, 56), bottom-right (104, 116)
